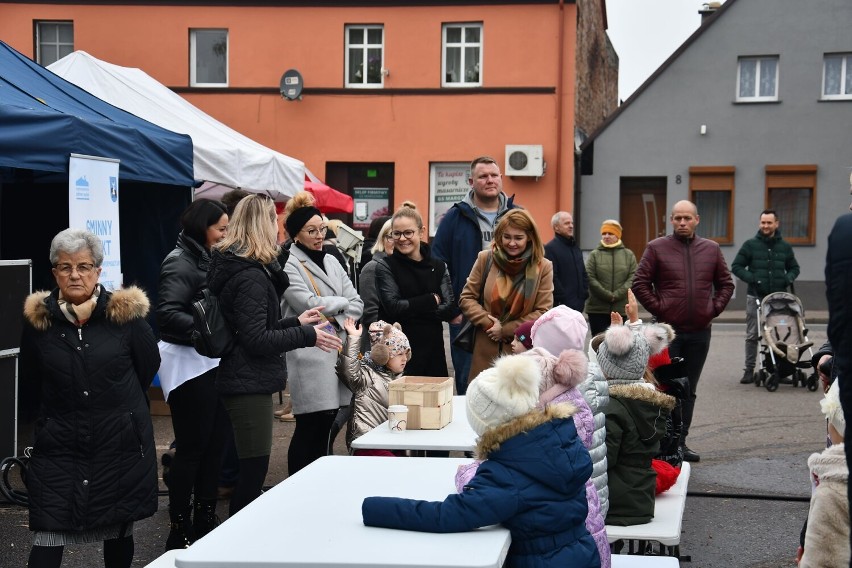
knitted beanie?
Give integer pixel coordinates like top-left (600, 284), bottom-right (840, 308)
top-left (466, 355), bottom-right (541, 436)
top-left (514, 320), bottom-right (534, 350)
top-left (522, 347), bottom-right (588, 406)
top-left (597, 323), bottom-right (673, 382)
top-left (531, 305), bottom-right (588, 355)
top-left (368, 321), bottom-right (411, 366)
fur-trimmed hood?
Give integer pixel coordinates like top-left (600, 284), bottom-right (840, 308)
top-left (809, 444), bottom-right (848, 484)
top-left (24, 285), bottom-right (150, 331)
top-left (476, 402), bottom-right (577, 459)
top-left (609, 383), bottom-right (676, 411)
top-left (608, 383), bottom-right (675, 446)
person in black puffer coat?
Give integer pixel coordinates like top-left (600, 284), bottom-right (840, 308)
top-left (20, 228), bottom-right (160, 568)
top-left (207, 194), bottom-right (342, 516)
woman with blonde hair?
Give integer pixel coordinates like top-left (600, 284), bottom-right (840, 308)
top-left (207, 194), bottom-right (341, 515)
top-left (375, 201), bottom-right (458, 376)
top-left (460, 209), bottom-right (554, 380)
top-left (584, 219), bottom-right (637, 336)
top-left (281, 191), bottom-right (364, 474)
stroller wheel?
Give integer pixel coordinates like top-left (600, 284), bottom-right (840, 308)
top-left (807, 374), bottom-right (819, 392)
top-left (766, 372), bottom-right (780, 392)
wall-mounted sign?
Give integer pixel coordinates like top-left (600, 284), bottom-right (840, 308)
top-left (429, 162), bottom-right (469, 236)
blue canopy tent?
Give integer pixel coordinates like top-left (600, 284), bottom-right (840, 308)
top-left (0, 40), bottom-right (195, 319)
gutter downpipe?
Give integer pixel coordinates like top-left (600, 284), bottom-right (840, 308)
top-left (555, 0), bottom-right (565, 212)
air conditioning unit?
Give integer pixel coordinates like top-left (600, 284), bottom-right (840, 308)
top-left (505, 145), bottom-right (544, 177)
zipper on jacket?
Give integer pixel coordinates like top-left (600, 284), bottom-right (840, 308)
top-left (685, 240), bottom-right (695, 320)
top-left (78, 328), bottom-right (83, 341)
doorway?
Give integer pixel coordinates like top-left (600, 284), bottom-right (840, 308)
top-left (325, 162), bottom-right (394, 231)
top-left (619, 177), bottom-right (667, 261)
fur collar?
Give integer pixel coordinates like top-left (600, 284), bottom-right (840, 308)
top-left (24, 286), bottom-right (150, 331)
top-left (609, 383), bottom-right (676, 411)
top-left (475, 403), bottom-right (577, 459)
top-left (809, 444), bottom-right (848, 483)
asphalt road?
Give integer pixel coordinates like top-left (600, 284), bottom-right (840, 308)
top-left (1, 322), bottom-right (828, 567)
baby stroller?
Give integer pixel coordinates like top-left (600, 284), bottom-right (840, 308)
top-left (753, 291), bottom-right (818, 392)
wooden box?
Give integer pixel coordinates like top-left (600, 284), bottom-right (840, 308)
top-left (388, 376), bottom-right (453, 430)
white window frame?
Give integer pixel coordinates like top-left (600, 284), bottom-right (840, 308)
top-left (442, 23), bottom-right (483, 88)
top-left (35, 21), bottom-right (74, 67)
top-left (736, 56), bottom-right (779, 102)
top-left (822, 53), bottom-right (852, 100)
top-left (345, 24), bottom-right (384, 89)
top-left (190, 29), bottom-right (229, 87)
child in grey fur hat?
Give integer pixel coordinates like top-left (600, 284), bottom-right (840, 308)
top-left (337, 318), bottom-right (410, 455)
top-left (596, 321), bottom-right (677, 526)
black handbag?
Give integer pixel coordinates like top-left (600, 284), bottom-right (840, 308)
top-left (452, 254), bottom-right (492, 353)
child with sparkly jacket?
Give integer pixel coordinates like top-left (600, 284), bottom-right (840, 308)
top-left (362, 355), bottom-right (599, 568)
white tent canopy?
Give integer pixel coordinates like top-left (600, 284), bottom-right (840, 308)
top-left (49, 51), bottom-right (310, 200)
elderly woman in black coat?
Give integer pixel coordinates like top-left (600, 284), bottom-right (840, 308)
top-left (20, 228), bottom-right (160, 568)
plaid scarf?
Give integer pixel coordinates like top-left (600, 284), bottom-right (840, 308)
top-left (489, 246), bottom-right (540, 323)
top-left (58, 285), bottom-right (101, 326)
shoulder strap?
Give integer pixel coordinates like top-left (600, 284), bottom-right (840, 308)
top-left (299, 261), bottom-right (322, 296)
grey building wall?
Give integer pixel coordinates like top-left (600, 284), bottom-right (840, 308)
top-left (580, 0), bottom-right (852, 310)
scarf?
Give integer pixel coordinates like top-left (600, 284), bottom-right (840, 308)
top-left (296, 241), bottom-right (328, 274)
top-left (489, 246), bottom-right (540, 323)
top-left (58, 285), bottom-right (101, 326)
top-left (601, 238), bottom-right (623, 248)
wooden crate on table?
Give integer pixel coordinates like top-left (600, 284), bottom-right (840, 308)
top-left (388, 376), bottom-right (453, 429)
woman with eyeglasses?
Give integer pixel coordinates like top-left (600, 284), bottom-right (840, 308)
top-left (357, 217), bottom-right (394, 353)
top-left (459, 209), bottom-right (554, 381)
top-left (20, 229), bottom-right (160, 568)
top-left (207, 194), bottom-right (342, 515)
top-left (155, 198), bottom-right (231, 549)
top-left (281, 191), bottom-right (364, 474)
top-left (375, 202), bottom-right (458, 377)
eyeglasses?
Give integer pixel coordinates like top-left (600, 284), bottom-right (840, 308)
top-left (391, 230), bottom-right (417, 240)
top-left (302, 225), bottom-right (328, 238)
top-left (382, 234), bottom-right (395, 241)
top-left (54, 263), bottom-right (96, 276)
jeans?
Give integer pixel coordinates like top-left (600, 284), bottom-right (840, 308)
top-left (744, 295), bottom-right (759, 371)
top-left (449, 321), bottom-right (472, 395)
top-left (668, 327), bottom-right (712, 442)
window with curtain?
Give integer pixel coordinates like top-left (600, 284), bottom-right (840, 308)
top-left (345, 25), bottom-right (384, 88)
top-left (737, 56), bottom-right (778, 102)
top-left (36, 21), bottom-right (74, 67)
top-left (190, 29), bottom-right (228, 87)
top-left (822, 53), bottom-right (852, 100)
top-left (765, 165), bottom-right (817, 244)
top-left (442, 23), bottom-right (482, 87)
top-left (689, 166), bottom-right (735, 244)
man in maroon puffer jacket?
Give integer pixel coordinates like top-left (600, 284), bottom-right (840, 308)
top-left (632, 200), bottom-right (734, 463)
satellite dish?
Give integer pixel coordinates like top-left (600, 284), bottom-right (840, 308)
top-left (280, 69), bottom-right (303, 101)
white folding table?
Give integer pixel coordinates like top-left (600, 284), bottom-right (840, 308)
top-left (611, 556), bottom-right (680, 567)
top-left (606, 461), bottom-right (691, 557)
top-left (160, 456), bottom-right (509, 568)
top-left (350, 395), bottom-right (478, 453)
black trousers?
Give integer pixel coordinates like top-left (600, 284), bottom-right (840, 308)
top-left (667, 327), bottom-right (711, 442)
top-left (167, 367), bottom-right (230, 518)
top-left (288, 409), bottom-right (337, 476)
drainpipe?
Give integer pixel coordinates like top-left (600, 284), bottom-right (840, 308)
top-left (555, 0), bottom-right (565, 213)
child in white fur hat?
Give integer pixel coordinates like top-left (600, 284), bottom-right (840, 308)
top-left (338, 318), bottom-right (410, 455)
top-left (363, 355), bottom-right (600, 568)
top-left (799, 381), bottom-right (849, 567)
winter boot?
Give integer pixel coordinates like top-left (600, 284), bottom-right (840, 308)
top-left (165, 510), bottom-right (195, 551)
top-left (193, 499), bottom-right (220, 540)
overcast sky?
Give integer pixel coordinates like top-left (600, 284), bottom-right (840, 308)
top-left (605, 0), bottom-right (727, 102)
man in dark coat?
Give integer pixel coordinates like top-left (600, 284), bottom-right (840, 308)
top-left (731, 209), bottom-right (800, 383)
top-left (825, 185), bottom-right (852, 565)
top-left (544, 212), bottom-right (589, 312)
top-left (633, 200), bottom-right (734, 463)
top-left (432, 156), bottom-right (518, 394)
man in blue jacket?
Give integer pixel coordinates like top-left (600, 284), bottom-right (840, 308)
top-left (432, 156), bottom-right (518, 394)
top-left (731, 209), bottom-right (800, 384)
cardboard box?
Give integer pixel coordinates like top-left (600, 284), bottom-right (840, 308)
top-left (388, 376), bottom-right (453, 429)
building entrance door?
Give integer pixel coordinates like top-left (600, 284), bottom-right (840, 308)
top-left (326, 162), bottom-right (394, 232)
top-left (619, 177), bottom-right (667, 261)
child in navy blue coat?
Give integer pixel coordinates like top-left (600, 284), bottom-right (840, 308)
top-left (362, 355), bottom-right (600, 568)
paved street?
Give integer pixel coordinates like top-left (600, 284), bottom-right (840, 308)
top-left (1, 322), bottom-right (829, 567)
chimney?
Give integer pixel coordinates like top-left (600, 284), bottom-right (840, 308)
top-left (699, 1), bottom-right (721, 22)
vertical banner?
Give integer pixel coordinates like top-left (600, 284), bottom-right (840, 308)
top-left (352, 187), bottom-right (390, 231)
top-left (429, 162), bottom-right (469, 236)
top-left (69, 154), bottom-right (122, 290)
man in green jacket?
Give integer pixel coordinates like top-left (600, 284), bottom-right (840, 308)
top-left (731, 210), bottom-right (800, 384)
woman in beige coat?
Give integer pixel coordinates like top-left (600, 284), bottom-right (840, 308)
top-left (459, 209), bottom-right (554, 381)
